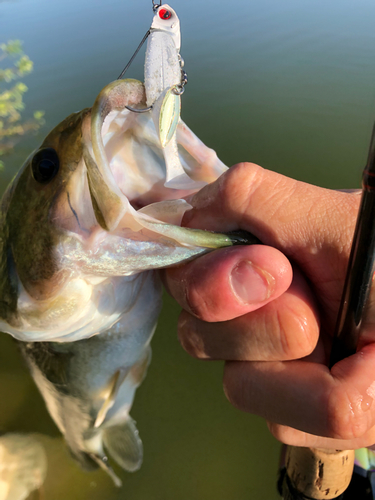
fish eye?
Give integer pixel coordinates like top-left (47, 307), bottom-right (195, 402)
top-left (31, 147), bottom-right (60, 184)
top-left (159, 8), bottom-right (172, 20)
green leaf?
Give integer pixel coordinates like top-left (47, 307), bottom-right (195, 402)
top-left (16, 55), bottom-right (33, 75)
top-left (0, 39), bottom-right (45, 160)
top-left (33, 110), bottom-right (45, 121)
top-left (0, 68), bottom-right (17, 83)
top-left (14, 82), bottom-right (28, 93)
top-left (0, 40), bottom-right (23, 56)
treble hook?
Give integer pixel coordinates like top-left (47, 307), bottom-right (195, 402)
top-left (152, 0), bottom-right (162, 12)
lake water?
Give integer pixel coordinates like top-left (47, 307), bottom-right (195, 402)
top-left (1, 0), bottom-right (375, 498)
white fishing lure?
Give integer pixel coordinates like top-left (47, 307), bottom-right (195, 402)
top-left (144, 4), bottom-right (196, 189)
top-left (144, 4), bottom-right (182, 107)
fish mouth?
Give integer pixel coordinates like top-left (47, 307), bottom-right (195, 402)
top-left (82, 79), bottom-right (227, 233)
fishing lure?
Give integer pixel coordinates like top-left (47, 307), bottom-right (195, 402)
top-left (121, 3), bottom-right (195, 189)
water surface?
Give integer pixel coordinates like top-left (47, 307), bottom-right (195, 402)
top-left (1, 0), bottom-right (375, 498)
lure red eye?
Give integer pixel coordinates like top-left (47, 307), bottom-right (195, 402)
top-left (159, 8), bottom-right (172, 20)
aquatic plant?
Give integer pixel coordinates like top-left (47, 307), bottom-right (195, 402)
top-left (0, 40), bottom-right (44, 170)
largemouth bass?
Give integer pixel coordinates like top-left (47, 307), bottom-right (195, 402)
top-left (0, 4), bottom-right (256, 485)
top-left (0, 76), bottom-right (254, 483)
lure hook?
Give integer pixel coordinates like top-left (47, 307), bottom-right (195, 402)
top-left (127, 61), bottom-right (188, 113)
top-left (117, 28), bottom-right (154, 113)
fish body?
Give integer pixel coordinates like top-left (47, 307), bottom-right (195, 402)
top-left (0, 78), bottom-right (231, 343)
top-left (0, 5), bottom-right (253, 484)
top-left (0, 77), bottom-right (242, 482)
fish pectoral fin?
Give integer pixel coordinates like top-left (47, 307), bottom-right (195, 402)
top-left (103, 417), bottom-right (143, 472)
top-left (94, 368), bottom-right (129, 428)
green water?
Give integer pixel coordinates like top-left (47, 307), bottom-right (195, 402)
top-left (1, 0), bottom-right (375, 498)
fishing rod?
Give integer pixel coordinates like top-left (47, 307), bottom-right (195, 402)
top-left (330, 122), bottom-right (375, 367)
top-left (279, 122), bottom-right (375, 499)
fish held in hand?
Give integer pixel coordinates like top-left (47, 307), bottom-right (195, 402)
top-left (1, 3), bottom-right (257, 485)
top-left (5, 77), bottom-right (253, 486)
top-left (0, 77), bottom-right (256, 484)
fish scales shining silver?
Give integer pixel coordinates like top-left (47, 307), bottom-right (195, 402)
top-left (0, 4), bottom-right (257, 486)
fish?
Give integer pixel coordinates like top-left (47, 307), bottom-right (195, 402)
top-left (1, 80), bottom-right (250, 484)
top-left (0, 3), bottom-right (256, 485)
top-left (8, 76), bottom-right (256, 485)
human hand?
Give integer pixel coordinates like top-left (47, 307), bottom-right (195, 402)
top-left (162, 162), bottom-right (375, 450)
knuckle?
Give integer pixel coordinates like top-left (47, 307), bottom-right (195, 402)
top-left (227, 162), bottom-right (263, 184)
top-left (185, 282), bottom-right (218, 322)
top-left (326, 384), bottom-right (371, 440)
top-left (264, 303), bottom-right (318, 360)
top-left (177, 315), bottom-right (208, 359)
top-left (223, 163), bottom-right (263, 212)
top-left (223, 362), bottom-right (251, 412)
top-left (277, 306), bottom-right (318, 360)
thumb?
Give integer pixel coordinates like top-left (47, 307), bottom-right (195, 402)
top-left (183, 162), bottom-right (360, 284)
